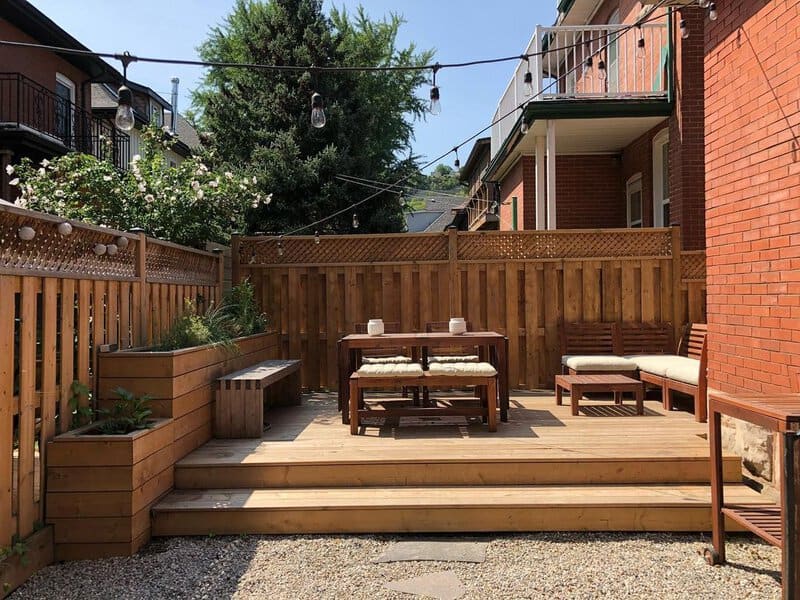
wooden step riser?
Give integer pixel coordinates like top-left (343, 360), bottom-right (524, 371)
top-left (175, 458), bottom-right (742, 489)
top-left (152, 506), bottom-right (746, 536)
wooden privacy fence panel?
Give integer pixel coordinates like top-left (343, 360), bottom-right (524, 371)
top-left (0, 205), bottom-right (222, 549)
top-left (235, 228), bottom-right (706, 392)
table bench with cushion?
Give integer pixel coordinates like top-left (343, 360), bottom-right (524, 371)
top-left (215, 359), bottom-right (302, 438)
top-left (349, 362), bottom-right (497, 435)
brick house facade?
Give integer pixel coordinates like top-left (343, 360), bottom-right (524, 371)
top-left (480, 0), bottom-right (707, 250)
top-left (704, 0), bottom-right (800, 394)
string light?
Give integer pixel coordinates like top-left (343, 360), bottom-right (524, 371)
top-left (597, 59), bottom-right (607, 81)
top-left (93, 243), bottom-right (107, 256)
top-left (453, 147), bottom-right (460, 170)
top-left (314, 230), bottom-right (320, 244)
top-left (708, 3), bottom-right (718, 21)
top-left (310, 92), bottom-right (326, 128)
top-left (429, 64), bottom-right (442, 116)
top-left (636, 25), bottom-right (646, 60)
top-left (277, 236), bottom-right (284, 256)
top-left (18, 226), bottom-right (35, 241)
top-left (583, 56), bottom-right (593, 79)
top-left (698, 0), bottom-right (710, 8)
top-left (680, 19), bottom-right (689, 39)
top-left (352, 213), bottom-right (359, 229)
top-left (115, 52), bottom-right (136, 132)
top-left (520, 119), bottom-right (529, 135)
top-left (116, 236), bottom-right (130, 249)
top-left (523, 58), bottom-right (533, 96)
top-left (57, 221), bottom-right (73, 236)
top-left (107, 244), bottom-right (119, 256)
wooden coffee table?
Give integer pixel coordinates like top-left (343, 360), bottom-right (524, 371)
top-left (555, 374), bottom-right (644, 416)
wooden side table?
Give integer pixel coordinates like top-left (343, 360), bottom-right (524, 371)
top-left (705, 390), bottom-right (800, 599)
top-left (555, 374), bottom-right (644, 416)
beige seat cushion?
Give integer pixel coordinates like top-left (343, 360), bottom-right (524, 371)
top-left (561, 355), bottom-right (638, 372)
top-left (428, 362), bottom-right (497, 377)
top-left (665, 359), bottom-right (701, 386)
top-left (428, 355), bottom-right (480, 363)
top-left (361, 355), bottom-right (412, 365)
top-left (356, 363), bottom-right (423, 377)
top-left (625, 354), bottom-right (695, 378)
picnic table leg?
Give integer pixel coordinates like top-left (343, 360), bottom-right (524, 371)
top-left (496, 338), bottom-right (509, 422)
top-left (349, 377), bottom-right (359, 435)
top-left (782, 431), bottom-right (799, 600)
top-left (635, 386), bottom-right (643, 415)
top-left (487, 378), bottom-right (497, 432)
top-left (556, 381), bottom-right (563, 406)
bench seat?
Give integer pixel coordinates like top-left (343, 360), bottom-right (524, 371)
top-left (561, 355), bottom-right (638, 373)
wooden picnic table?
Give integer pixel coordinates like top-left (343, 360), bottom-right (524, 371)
top-left (705, 390), bottom-right (800, 599)
top-left (337, 331), bottom-right (509, 425)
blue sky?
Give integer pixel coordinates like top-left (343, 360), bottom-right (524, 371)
top-left (29, 0), bottom-right (557, 172)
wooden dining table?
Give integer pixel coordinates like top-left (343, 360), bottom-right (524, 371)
top-left (337, 331), bottom-right (509, 425)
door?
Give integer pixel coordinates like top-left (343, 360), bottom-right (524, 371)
top-left (54, 74), bottom-right (75, 147)
top-left (627, 173), bottom-right (643, 228)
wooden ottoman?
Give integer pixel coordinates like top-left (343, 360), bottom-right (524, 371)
top-left (555, 374), bottom-right (644, 416)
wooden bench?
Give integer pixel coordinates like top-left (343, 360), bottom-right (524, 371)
top-left (559, 322), bottom-right (637, 376)
top-left (349, 371), bottom-right (497, 435)
top-left (215, 359), bottom-right (301, 438)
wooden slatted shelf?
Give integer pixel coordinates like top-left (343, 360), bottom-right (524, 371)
top-left (722, 505), bottom-right (782, 547)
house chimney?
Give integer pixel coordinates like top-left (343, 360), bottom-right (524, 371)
top-left (170, 77), bottom-right (179, 134)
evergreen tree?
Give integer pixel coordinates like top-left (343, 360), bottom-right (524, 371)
top-left (193, 0), bottom-right (432, 234)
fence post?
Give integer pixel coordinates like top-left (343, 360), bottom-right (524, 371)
top-left (671, 226), bottom-right (683, 341)
top-left (231, 234), bottom-right (241, 286)
top-left (135, 232), bottom-right (148, 346)
top-left (447, 226), bottom-right (459, 317)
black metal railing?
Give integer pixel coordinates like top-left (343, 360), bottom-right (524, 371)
top-left (0, 73), bottom-right (130, 169)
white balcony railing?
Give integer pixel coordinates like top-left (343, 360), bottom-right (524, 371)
top-left (490, 21), bottom-right (669, 158)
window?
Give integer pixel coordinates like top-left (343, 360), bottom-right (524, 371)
top-left (653, 128), bottom-right (670, 227)
top-left (150, 102), bottom-right (163, 127)
top-left (54, 73), bottom-right (75, 145)
top-left (627, 173), bottom-right (643, 228)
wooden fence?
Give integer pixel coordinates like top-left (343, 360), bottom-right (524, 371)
top-left (0, 204), bottom-right (222, 551)
top-left (235, 227), bottom-right (706, 391)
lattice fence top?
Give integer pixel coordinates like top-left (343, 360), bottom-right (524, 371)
top-left (681, 251), bottom-right (706, 280)
top-left (457, 229), bottom-right (674, 261)
top-left (145, 239), bottom-right (218, 285)
top-left (240, 234), bottom-right (449, 265)
top-left (0, 206), bottom-right (138, 279)
top-left (239, 228), bottom-right (676, 266)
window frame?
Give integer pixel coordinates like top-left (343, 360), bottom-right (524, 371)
top-left (626, 172), bottom-right (643, 228)
top-left (652, 128), bottom-right (670, 227)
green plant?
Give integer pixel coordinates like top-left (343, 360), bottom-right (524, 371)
top-left (93, 388), bottom-right (153, 435)
top-left (68, 380), bottom-right (94, 427)
top-left (0, 536), bottom-right (28, 567)
top-left (219, 280), bottom-right (269, 337)
top-left (157, 300), bottom-right (239, 352)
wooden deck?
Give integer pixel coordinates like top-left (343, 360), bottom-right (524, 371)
top-left (152, 391), bottom-right (764, 536)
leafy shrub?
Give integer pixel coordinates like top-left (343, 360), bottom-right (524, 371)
top-left (93, 388), bottom-right (153, 435)
top-left (218, 279), bottom-right (269, 337)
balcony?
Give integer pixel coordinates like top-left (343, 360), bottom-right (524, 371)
top-left (491, 21), bottom-right (671, 158)
top-left (0, 73), bottom-right (130, 169)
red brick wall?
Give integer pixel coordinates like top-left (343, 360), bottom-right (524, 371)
top-left (705, 0), bottom-right (800, 393)
top-left (556, 155), bottom-right (625, 228)
top-left (498, 158), bottom-right (524, 231)
top-left (621, 123), bottom-right (670, 228)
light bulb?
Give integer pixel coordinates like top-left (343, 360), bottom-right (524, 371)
top-left (680, 19), bottom-right (689, 39)
top-left (314, 230), bottom-right (320, 244)
top-left (636, 38), bottom-right (646, 60)
top-left (520, 120), bottom-right (529, 135)
top-left (115, 85), bottom-right (135, 131)
top-left (698, 0), bottom-right (710, 7)
top-left (429, 86), bottom-right (441, 116)
top-left (57, 221), bottom-right (73, 236)
top-left (116, 236), bottom-right (129, 249)
top-left (106, 244), bottom-right (118, 256)
top-left (310, 92), bottom-right (326, 128)
top-left (277, 238), bottom-right (284, 257)
top-left (583, 56), bottom-right (593, 78)
top-left (708, 3), bottom-right (717, 20)
top-left (93, 243), bottom-right (107, 256)
top-left (352, 213), bottom-right (359, 229)
top-left (523, 71), bottom-right (533, 97)
top-left (597, 60), bottom-right (607, 81)
top-left (18, 226), bottom-right (35, 241)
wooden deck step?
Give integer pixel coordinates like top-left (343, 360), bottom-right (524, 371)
top-left (174, 439), bottom-right (743, 488)
top-left (152, 483), bottom-right (762, 535)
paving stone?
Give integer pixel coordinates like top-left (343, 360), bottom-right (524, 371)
top-left (373, 541), bottom-right (487, 563)
top-left (384, 571), bottom-right (466, 600)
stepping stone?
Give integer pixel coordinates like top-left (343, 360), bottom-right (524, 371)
top-left (374, 541), bottom-right (486, 563)
top-left (384, 571), bottom-right (466, 600)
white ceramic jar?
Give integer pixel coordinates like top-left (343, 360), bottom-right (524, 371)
top-left (367, 318), bottom-right (384, 336)
top-left (448, 317), bottom-right (467, 335)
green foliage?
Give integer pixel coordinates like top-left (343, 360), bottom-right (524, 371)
top-left (93, 388), bottom-right (153, 435)
top-left (157, 281), bottom-right (267, 351)
top-left (0, 536), bottom-right (29, 567)
top-left (193, 0), bottom-right (433, 235)
top-left (68, 380), bottom-right (94, 427)
top-left (415, 164), bottom-right (465, 193)
top-left (7, 126), bottom-right (262, 248)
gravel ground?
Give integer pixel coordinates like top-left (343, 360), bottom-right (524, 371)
top-left (11, 533), bottom-right (781, 599)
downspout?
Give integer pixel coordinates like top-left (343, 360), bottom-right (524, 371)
top-left (667, 7), bottom-right (675, 105)
top-left (170, 77), bottom-right (179, 134)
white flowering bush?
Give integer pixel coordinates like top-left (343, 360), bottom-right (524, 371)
top-left (9, 126), bottom-right (268, 247)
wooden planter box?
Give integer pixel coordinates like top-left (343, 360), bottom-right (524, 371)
top-left (98, 332), bottom-right (279, 459)
top-left (45, 419), bottom-right (174, 561)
